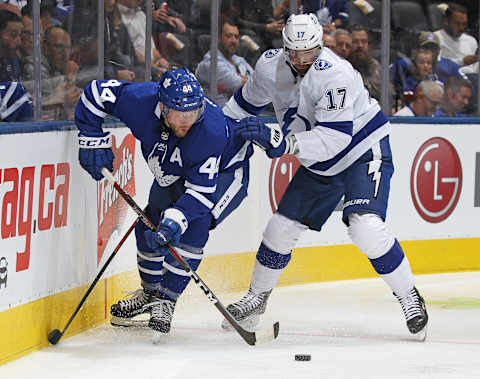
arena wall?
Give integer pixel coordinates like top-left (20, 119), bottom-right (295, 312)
top-left (1, 119), bottom-right (479, 364)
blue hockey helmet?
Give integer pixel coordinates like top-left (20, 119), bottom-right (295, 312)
top-left (158, 68), bottom-right (205, 113)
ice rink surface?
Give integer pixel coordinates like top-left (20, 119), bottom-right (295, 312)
top-left (2, 271), bottom-right (479, 379)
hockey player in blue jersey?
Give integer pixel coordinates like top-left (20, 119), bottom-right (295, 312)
top-left (222, 14), bottom-right (428, 337)
top-left (0, 82), bottom-right (33, 122)
top-left (75, 68), bottom-right (254, 334)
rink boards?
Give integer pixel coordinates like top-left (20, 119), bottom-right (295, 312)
top-left (0, 119), bottom-right (479, 364)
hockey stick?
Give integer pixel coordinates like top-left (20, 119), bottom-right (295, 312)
top-left (48, 217), bottom-right (139, 345)
top-left (101, 167), bottom-right (280, 345)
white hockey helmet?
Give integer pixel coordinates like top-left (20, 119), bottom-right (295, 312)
top-left (282, 13), bottom-right (323, 51)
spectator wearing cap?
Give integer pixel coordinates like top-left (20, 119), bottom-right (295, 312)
top-left (0, 9), bottom-right (23, 82)
top-left (418, 31), bottom-right (469, 84)
top-left (434, 3), bottom-right (479, 74)
top-left (195, 19), bottom-right (253, 107)
top-left (434, 76), bottom-right (472, 117)
top-left (394, 80), bottom-right (444, 117)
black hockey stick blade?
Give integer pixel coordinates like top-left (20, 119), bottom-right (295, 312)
top-left (48, 329), bottom-right (63, 345)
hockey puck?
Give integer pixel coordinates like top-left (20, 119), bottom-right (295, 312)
top-left (294, 354), bottom-right (311, 361)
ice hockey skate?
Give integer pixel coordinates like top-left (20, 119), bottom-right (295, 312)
top-left (221, 288), bottom-right (272, 331)
top-left (395, 286), bottom-right (428, 341)
top-left (110, 288), bottom-right (160, 327)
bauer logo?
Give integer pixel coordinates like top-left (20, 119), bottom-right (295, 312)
top-left (268, 155), bottom-right (301, 212)
top-left (410, 137), bottom-right (462, 223)
top-left (97, 134), bottom-right (136, 264)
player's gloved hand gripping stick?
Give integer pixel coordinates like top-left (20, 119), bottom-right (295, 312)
top-left (100, 167), bottom-right (280, 345)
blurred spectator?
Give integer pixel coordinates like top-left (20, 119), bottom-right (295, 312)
top-left (417, 31), bottom-right (468, 84)
top-left (434, 3), bottom-right (479, 74)
top-left (22, 0), bottom-right (55, 32)
top-left (0, 9), bottom-right (22, 81)
top-left (23, 26), bottom-right (81, 120)
top-left (394, 80), bottom-right (443, 117)
top-left (333, 28), bottom-right (351, 59)
top-left (117, 0), bottom-right (169, 77)
top-left (390, 47), bottom-right (439, 105)
top-left (0, 81), bottom-right (33, 121)
top-left (302, 0), bottom-right (348, 33)
top-left (434, 76), bottom-right (472, 117)
top-left (348, 24), bottom-right (382, 101)
top-left (272, 0), bottom-right (292, 19)
top-left (229, 0), bottom-right (284, 53)
top-left (322, 32), bottom-right (336, 50)
top-left (18, 13), bottom-right (32, 64)
top-left (152, 0), bottom-right (192, 69)
top-left (195, 19), bottom-right (253, 107)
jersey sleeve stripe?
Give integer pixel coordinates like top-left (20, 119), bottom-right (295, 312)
top-left (1, 93), bottom-right (30, 119)
top-left (81, 92), bottom-right (107, 118)
top-left (2, 81), bottom-right (17, 108)
top-left (185, 188), bottom-right (214, 209)
top-left (91, 80), bottom-right (105, 109)
top-left (225, 140), bottom-right (250, 169)
top-left (233, 87), bottom-right (268, 115)
top-left (315, 120), bottom-right (353, 135)
top-left (185, 181), bottom-right (216, 194)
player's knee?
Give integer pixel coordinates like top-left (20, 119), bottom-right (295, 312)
top-left (347, 213), bottom-right (395, 259)
top-left (262, 213), bottom-right (307, 254)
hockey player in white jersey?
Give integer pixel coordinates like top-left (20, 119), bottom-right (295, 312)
top-left (75, 68), bottom-right (254, 334)
top-left (222, 14), bottom-right (428, 337)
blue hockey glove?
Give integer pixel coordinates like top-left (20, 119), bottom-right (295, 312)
top-left (145, 219), bottom-right (182, 250)
top-left (236, 116), bottom-right (283, 150)
top-left (78, 131), bottom-right (114, 181)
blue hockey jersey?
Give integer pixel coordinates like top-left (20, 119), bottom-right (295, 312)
top-left (0, 82), bottom-right (33, 122)
top-left (75, 80), bottom-right (253, 223)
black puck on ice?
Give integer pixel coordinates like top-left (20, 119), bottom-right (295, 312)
top-left (294, 354), bottom-right (311, 361)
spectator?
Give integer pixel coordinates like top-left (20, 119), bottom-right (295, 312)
top-left (151, 0), bottom-right (192, 69)
top-left (348, 24), bottom-right (382, 101)
top-left (22, 0), bottom-right (55, 32)
top-left (18, 13), bottom-right (32, 64)
top-left (322, 32), bottom-right (336, 50)
top-left (0, 81), bottom-right (33, 121)
top-left (394, 80), bottom-right (444, 117)
top-left (229, 0), bottom-right (285, 53)
top-left (0, 3), bottom-right (22, 17)
top-left (0, 9), bottom-right (22, 82)
top-left (333, 28), bottom-right (351, 59)
top-left (302, 0), bottom-right (348, 33)
top-left (116, 0), bottom-right (169, 77)
top-left (195, 19), bottom-right (253, 107)
top-left (23, 26), bottom-right (81, 120)
top-left (417, 31), bottom-right (468, 84)
top-left (434, 76), bottom-right (472, 117)
top-left (390, 47), bottom-right (439, 105)
top-left (434, 3), bottom-right (479, 74)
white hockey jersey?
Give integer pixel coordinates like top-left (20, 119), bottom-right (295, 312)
top-left (223, 47), bottom-right (390, 176)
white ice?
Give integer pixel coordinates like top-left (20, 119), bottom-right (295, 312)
top-left (2, 271), bottom-right (480, 379)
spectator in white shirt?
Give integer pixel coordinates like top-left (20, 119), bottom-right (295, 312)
top-left (434, 3), bottom-right (479, 74)
top-left (195, 19), bottom-right (253, 107)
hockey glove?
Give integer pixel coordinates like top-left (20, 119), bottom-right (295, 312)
top-left (236, 116), bottom-right (283, 150)
top-left (144, 208), bottom-right (188, 249)
top-left (78, 131), bottom-right (114, 181)
top-left (266, 134), bottom-right (299, 158)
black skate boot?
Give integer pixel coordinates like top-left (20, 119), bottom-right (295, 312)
top-left (149, 297), bottom-right (176, 334)
top-left (395, 286), bottom-right (428, 335)
top-left (110, 288), bottom-right (159, 327)
top-left (221, 288), bottom-right (272, 331)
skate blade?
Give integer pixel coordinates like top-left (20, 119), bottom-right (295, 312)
top-left (111, 314), bottom-right (149, 328)
top-left (413, 326), bottom-right (427, 342)
top-left (221, 314), bottom-right (260, 332)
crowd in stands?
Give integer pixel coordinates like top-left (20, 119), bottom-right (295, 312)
top-left (0, 0), bottom-right (478, 122)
